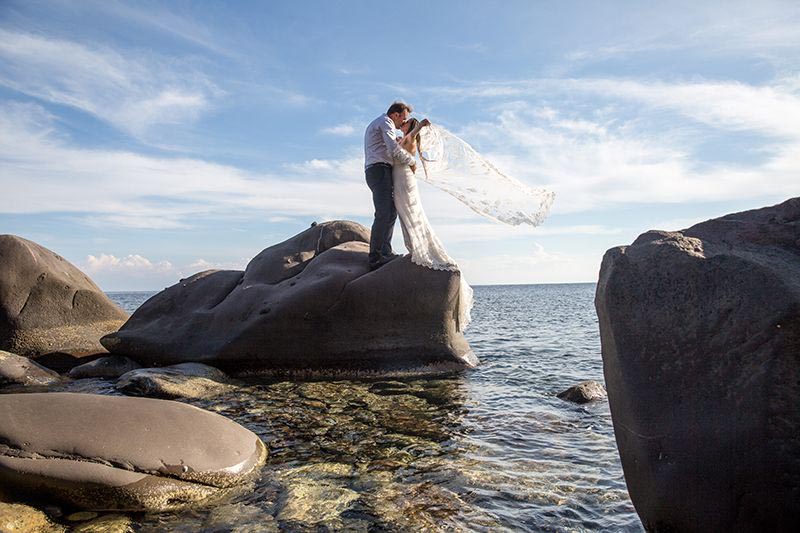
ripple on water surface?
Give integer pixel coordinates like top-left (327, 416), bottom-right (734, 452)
top-left (94, 285), bottom-right (641, 531)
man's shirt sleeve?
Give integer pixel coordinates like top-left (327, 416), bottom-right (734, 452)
top-left (381, 117), bottom-right (415, 166)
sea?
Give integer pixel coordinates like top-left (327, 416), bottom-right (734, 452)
top-left (102, 283), bottom-right (642, 532)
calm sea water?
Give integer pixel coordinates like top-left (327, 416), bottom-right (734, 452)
top-left (102, 284), bottom-right (641, 532)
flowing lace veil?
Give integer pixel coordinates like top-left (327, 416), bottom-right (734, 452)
top-left (418, 124), bottom-right (554, 226)
top-left (412, 124), bottom-right (554, 332)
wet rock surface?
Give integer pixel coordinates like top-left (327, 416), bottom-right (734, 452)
top-left (0, 501), bottom-right (63, 532)
top-left (596, 197), bottom-right (800, 531)
top-left (68, 356), bottom-right (141, 379)
top-left (557, 380), bottom-right (606, 403)
top-left (0, 235), bottom-right (128, 358)
top-left (101, 221), bottom-right (477, 375)
top-left (0, 393), bottom-right (266, 512)
top-left (115, 362), bottom-right (232, 399)
top-left (0, 350), bottom-right (60, 387)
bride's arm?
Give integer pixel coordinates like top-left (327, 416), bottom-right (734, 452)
top-left (408, 118), bottom-right (431, 139)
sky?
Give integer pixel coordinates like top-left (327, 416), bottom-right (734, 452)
top-left (1, 0), bottom-right (798, 291)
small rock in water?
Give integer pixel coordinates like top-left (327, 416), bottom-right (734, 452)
top-left (116, 362), bottom-right (233, 399)
top-left (69, 356), bottom-right (141, 379)
top-left (277, 463), bottom-right (358, 524)
top-left (66, 511), bottom-right (98, 522)
top-left (557, 380), bottom-right (607, 404)
top-left (0, 501), bottom-right (63, 532)
top-left (72, 513), bottom-right (132, 533)
top-left (0, 350), bottom-right (61, 387)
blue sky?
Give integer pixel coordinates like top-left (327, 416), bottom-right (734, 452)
top-left (1, 0), bottom-right (798, 290)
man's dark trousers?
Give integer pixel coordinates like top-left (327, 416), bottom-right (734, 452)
top-left (365, 163), bottom-right (396, 267)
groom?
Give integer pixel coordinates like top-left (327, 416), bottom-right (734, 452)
top-left (364, 101), bottom-right (417, 270)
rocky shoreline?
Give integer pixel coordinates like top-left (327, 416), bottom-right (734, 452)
top-left (2, 201), bottom-right (798, 531)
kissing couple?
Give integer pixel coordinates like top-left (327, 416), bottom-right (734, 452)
top-left (363, 100), bottom-right (472, 330)
top-left (364, 101), bottom-right (459, 273)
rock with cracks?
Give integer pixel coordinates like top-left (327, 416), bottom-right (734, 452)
top-left (0, 393), bottom-right (267, 512)
top-left (596, 197), bottom-right (800, 531)
top-left (0, 235), bottom-right (127, 358)
top-left (101, 221), bottom-right (477, 376)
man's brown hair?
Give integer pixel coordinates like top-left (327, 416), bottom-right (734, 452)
top-left (387, 101), bottom-right (412, 115)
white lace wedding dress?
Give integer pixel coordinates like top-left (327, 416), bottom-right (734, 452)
top-left (392, 160), bottom-right (474, 332)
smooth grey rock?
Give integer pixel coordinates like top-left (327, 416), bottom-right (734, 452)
top-left (596, 197), bottom-right (800, 531)
top-left (0, 350), bottom-right (60, 387)
top-left (0, 392), bottom-right (267, 512)
top-left (116, 363), bottom-right (232, 399)
top-left (102, 221), bottom-right (477, 376)
top-left (557, 380), bottom-right (606, 404)
top-left (68, 355), bottom-right (141, 379)
top-left (0, 235), bottom-right (127, 358)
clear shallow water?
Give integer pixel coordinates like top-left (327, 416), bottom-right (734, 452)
top-left (98, 285), bottom-right (640, 531)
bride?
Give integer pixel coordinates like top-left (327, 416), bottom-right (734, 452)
top-left (393, 117), bottom-right (473, 331)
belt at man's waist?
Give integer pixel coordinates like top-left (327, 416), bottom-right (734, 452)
top-left (365, 162), bottom-right (392, 171)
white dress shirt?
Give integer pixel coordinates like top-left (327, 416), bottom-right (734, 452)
top-left (364, 114), bottom-right (416, 169)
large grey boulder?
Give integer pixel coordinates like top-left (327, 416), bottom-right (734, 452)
top-left (0, 393), bottom-right (266, 512)
top-left (0, 235), bottom-right (127, 358)
top-left (596, 198), bottom-right (800, 531)
top-left (101, 221), bottom-right (476, 375)
top-left (0, 350), bottom-right (60, 387)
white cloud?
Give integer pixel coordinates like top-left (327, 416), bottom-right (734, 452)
top-left (438, 76), bottom-right (800, 213)
top-left (86, 253), bottom-right (172, 273)
top-left (0, 29), bottom-right (221, 138)
top-left (0, 102), bottom-right (373, 228)
top-left (566, 76), bottom-right (800, 140)
top-left (321, 124), bottom-right (357, 136)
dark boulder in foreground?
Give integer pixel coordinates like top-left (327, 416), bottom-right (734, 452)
top-left (0, 350), bottom-right (60, 387)
top-left (102, 221), bottom-right (477, 376)
top-left (0, 235), bottom-right (127, 358)
top-left (557, 380), bottom-right (606, 404)
top-left (596, 198), bottom-right (800, 531)
top-left (0, 393), bottom-right (266, 512)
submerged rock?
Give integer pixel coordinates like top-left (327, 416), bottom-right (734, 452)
top-left (0, 235), bottom-right (127, 358)
top-left (596, 198), bottom-right (800, 531)
top-left (68, 355), bottom-right (141, 379)
top-left (557, 380), bottom-right (606, 404)
top-left (116, 363), bottom-right (233, 399)
top-left (277, 463), bottom-right (359, 525)
top-left (67, 356), bottom-right (137, 380)
top-left (0, 501), bottom-right (63, 533)
top-left (71, 513), bottom-right (132, 533)
top-left (0, 393), bottom-right (267, 512)
top-left (102, 221), bottom-right (477, 376)
top-left (0, 350), bottom-right (60, 387)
